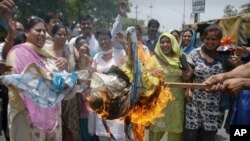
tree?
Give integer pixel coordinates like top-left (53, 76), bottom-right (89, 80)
top-left (14, 0), bottom-right (131, 29)
top-left (123, 18), bottom-right (146, 33)
top-left (223, 5), bottom-right (238, 17)
top-left (239, 2), bottom-right (250, 14)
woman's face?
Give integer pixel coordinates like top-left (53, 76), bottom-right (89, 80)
top-left (160, 36), bottom-right (173, 56)
top-left (171, 32), bottom-right (180, 43)
top-left (181, 31), bottom-right (192, 46)
top-left (25, 22), bottom-right (46, 48)
top-left (54, 28), bottom-right (68, 46)
top-left (97, 34), bottom-right (112, 51)
top-left (203, 31), bottom-right (220, 50)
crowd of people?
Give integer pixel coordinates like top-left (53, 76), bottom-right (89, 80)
top-left (1, 0), bottom-right (250, 141)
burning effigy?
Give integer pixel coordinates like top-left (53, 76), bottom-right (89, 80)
top-left (87, 66), bottom-right (131, 120)
top-left (86, 26), bottom-right (174, 141)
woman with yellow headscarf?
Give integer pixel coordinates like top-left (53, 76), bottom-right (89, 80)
top-left (147, 32), bottom-right (189, 141)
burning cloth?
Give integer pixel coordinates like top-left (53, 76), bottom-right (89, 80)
top-left (87, 66), bottom-right (131, 139)
top-left (88, 67), bottom-right (131, 119)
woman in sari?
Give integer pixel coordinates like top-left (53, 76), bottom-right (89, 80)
top-left (48, 24), bottom-right (81, 141)
top-left (6, 16), bottom-right (64, 141)
top-left (147, 32), bottom-right (189, 141)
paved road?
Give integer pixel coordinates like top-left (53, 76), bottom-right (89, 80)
top-left (215, 110), bottom-right (230, 141)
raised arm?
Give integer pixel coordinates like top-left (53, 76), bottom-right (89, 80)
top-left (2, 18), bottom-right (17, 60)
top-left (111, 1), bottom-right (127, 49)
top-left (0, 0), bottom-right (17, 20)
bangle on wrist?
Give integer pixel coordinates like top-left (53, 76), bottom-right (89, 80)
top-left (5, 38), bottom-right (13, 44)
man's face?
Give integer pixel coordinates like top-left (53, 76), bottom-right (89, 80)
top-left (46, 18), bottom-right (60, 33)
top-left (148, 24), bottom-right (158, 36)
top-left (80, 19), bottom-right (93, 35)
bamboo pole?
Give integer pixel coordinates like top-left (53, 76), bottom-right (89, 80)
top-left (165, 82), bottom-right (208, 89)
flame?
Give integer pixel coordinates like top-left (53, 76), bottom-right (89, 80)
top-left (99, 92), bottom-right (109, 119)
top-left (220, 35), bottom-right (234, 46)
top-left (87, 78), bottom-right (173, 141)
top-left (126, 83), bottom-right (173, 141)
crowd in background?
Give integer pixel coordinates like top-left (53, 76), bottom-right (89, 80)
top-left (1, 0), bottom-right (250, 141)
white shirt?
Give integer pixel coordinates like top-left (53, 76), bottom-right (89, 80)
top-left (0, 42), bottom-right (5, 61)
top-left (69, 34), bottom-right (100, 57)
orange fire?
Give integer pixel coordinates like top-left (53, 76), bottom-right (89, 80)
top-left (88, 81), bottom-right (173, 141)
top-left (220, 35), bottom-right (234, 46)
top-left (99, 93), bottom-right (109, 119)
top-left (126, 83), bottom-right (173, 141)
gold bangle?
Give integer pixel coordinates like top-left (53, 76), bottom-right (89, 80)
top-left (4, 38), bottom-right (13, 44)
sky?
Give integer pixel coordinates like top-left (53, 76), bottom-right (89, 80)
top-left (128, 0), bottom-right (249, 31)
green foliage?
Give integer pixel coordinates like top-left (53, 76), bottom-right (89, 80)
top-left (223, 5), bottom-right (238, 17)
top-left (123, 18), bottom-right (147, 34)
top-left (223, 2), bottom-right (250, 18)
top-left (14, 0), bottom-right (130, 29)
top-left (239, 3), bottom-right (250, 14)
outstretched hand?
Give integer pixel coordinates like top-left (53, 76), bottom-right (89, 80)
top-left (221, 78), bottom-right (247, 95)
top-left (119, 0), bottom-right (127, 17)
top-left (204, 73), bottom-right (225, 92)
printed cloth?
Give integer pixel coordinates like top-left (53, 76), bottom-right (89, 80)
top-left (1, 63), bottom-right (88, 108)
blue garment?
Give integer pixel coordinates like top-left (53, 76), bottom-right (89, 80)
top-left (127, 26), bottom-right (142, 106)
top-left (232, 90), bottom-right (250, 125)
top-left (79, 119), bottom-right (91, 141)
top-left (230, 57), bottom-right (250, 125)
top-left (2, 64), bottom-right (80, 108)
top-left (241, 53), bottom-right (250, 63)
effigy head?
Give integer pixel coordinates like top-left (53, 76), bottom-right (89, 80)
top-left (87, 66), bottom-right (131, 120)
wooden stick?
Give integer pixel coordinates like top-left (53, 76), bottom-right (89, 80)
top-left (165, 82), bottom-right (208, 89)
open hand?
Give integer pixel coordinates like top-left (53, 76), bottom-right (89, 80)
top-left (119, 0), bottom-right (127, 17)
top-left (0, 0), bottom-right (17, 21)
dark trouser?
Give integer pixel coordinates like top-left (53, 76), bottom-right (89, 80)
top-left (79, 118), bottom-right (99, 141)
top-left (184, 128), bottom-right (216, 141)
top-left (0, 85), bottom-right (9, 141)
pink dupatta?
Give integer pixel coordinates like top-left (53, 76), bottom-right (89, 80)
top-left (11, 43), bottom-right (59, 132)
